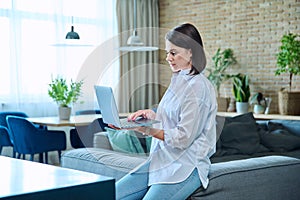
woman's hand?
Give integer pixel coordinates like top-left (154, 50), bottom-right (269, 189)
top-left (108, 124), bottom-right (121, 130)
top-left (108, 123), bottom-right (144, 134)
top-left (128, 109), bottom-right (156, 121)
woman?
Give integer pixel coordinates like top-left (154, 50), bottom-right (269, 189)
top-left (115, 23), bottom-right (217, 200)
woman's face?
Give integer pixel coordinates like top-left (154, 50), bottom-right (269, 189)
top-left (165, 40), bottom-right (192, 72)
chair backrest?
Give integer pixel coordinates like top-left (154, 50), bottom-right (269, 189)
top-left (0, 112), bottom-right (28, 128)
top-left (70, 118), bottom-right (107, 148)
top-left (0, 112), bottom-right (28, 146)
top-left (0, 125), bottom-right (11, 147)
top-left (75, 110), bottom-right (101, 115)
top-left (6, 116), bottom-right (37, 154)
top-left (88, 118), bottom-right (107, 133)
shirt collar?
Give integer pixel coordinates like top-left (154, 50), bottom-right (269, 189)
top-left (179, 69), bottom-right (191, 75)
top-left (173, 69), bottom-right (191, 76)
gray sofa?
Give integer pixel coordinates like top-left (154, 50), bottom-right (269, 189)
top-left (61, 113), bottom-right (300, 199)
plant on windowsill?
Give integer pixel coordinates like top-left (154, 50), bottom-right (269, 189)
top-left (275, 32), bottom-right (300, 115)
top-left (250, 92), bottom-right (266, 114)
top-left (207, 48), bottom-right (237, 111)
top-left (232, 73), bottom-right (251, 114)
top-left (48, 76), bottom-right (84, 120)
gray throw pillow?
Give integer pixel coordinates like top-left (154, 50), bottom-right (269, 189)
top-left (259, 122), bottom-right (300, 152)
top-left (226, 112), bottom-right (256, 124)
top-left (220, 121), bottom-right (261, 155)
top-left (219, 112), bottom-right (268, 155)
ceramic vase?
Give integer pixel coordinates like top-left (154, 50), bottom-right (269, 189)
top-left (253, 105), bottom-right (265, 114)
top-left (236, 102), bottom-right (249, 114)
top-left (59, 106), bottom-right (71, 120)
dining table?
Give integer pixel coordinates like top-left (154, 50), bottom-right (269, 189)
top-left (27, 113), bottom-right (129, 127)
top-left (26, 113), bottom-right (129, 164)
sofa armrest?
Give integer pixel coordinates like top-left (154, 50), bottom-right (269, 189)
top-left (189, 155), bottom-right (300, 200)
top-left (93, 131), bottom-right (113, 150)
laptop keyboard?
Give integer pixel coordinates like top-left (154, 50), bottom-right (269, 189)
top-left (120, 118), bottom-right (141, 128)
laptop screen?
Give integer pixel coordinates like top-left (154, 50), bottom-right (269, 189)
top-left (94, 85), bottom-right (122, 127)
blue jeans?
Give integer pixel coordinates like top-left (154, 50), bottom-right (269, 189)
top-left (116, 161), bottom-right (201, 200)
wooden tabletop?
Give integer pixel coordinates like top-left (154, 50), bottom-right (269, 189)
top-left (28, 112), bottom-right (300, 127)
top-left (27, 113), bottom-right (129, 127)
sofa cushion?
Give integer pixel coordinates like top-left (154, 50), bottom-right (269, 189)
top-left (267, 121), bottom-right (290, 133)
top-left (105, 128), bottom-right (151, 154)
top-left (259, 122), bottom-right (300, 152)
top-left (93, 132), bottom-right (113, 150)
top-left (61, 148), bottom-right (147, 181)
top-left (269, 120), bottom-right (300, 137)
top-left (189, 156), bottom-right (300, 200)
top-left (219, 112), bottom-right (268, 155)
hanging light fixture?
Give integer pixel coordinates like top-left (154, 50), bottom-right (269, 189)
top-left (51, 16), bottom-right (94, 47)
top-left (65, 26), bottom-right (80, 39)
top-left (65, 17), bottom-right (80, 39)
top-left (119, 0), bottom-right (158, 52)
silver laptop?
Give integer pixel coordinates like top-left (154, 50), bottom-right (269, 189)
top-left (94, 85), bottom-right (160, 129)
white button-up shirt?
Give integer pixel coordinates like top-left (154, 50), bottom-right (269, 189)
top-left (148, 69), bottom-right (217, 189)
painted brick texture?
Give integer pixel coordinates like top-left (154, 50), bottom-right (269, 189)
top-left (159, 0), bottom-right (300, 114)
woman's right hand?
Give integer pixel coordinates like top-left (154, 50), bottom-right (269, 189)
top-left (128, 109), bottom-right (156, 121)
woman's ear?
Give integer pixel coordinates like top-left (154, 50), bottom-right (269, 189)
top-left (188, 48), bottom-right (192, 57)
top-left (188, 49), bottom-right (193, 60)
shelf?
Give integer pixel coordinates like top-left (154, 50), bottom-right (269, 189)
top-left (217, 112), bottom-right (300, 121)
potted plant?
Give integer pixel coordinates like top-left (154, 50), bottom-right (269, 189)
top-left (207, 48), bottom-right (237, 111)
top-left (275, 32), bottom-right (300, 115)
top-left (232, 73), bottom-right (251, 113)
top-left (48, 76), bottom-right (83, 120)
top-left (250, 92), bottom-right (266, 114)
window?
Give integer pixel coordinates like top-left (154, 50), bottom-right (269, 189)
top-left (0, 0), bottom-right (118, 116)
top-left (0, 17), bottom-right (10, 95)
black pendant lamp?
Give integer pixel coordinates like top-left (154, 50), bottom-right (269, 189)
top-left (51, 17), bottom-right (93, 47)
top-left (65, 26), bottom-right (80, 39)
top-left (65, 17), bottom-right (80, 40)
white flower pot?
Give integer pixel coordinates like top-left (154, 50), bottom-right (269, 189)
top-left (236, 102), bottom-right (249, 114)
top-left (253, 105), bottom-right (265, 114)
top-left (59, 106), bottom-right (71, 120)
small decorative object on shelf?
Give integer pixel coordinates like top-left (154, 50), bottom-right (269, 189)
top-left (48, 76), bottom-right (84, 120)
top-left (227, 98), bottom-right (236, 112)
top-left (264, 97), bottom-right (272, 114)
top-left (250, 92), bottom-right (266, 114)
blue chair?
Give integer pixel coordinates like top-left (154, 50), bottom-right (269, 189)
top-left (75, 109), bottom-right (101, 115)
top-left (0, 112), bottom-right (28, 157)
top-left (6, 116), bottom-right (66, 163)
top-left (0, 125), bottom-right (11, 155)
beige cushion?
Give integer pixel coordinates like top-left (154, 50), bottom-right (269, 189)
top-left (93, 132), bottom-right (112, 150)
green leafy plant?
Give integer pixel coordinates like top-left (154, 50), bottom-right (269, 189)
top-left (207, 48), bottom-right (237, 96)
top-left (250, 92), bottom-right (266, 106)
top-left (48, 76), bottom-right (83, 107)
top-left (275, 32), bottom-right (300, 91)
top-left (232, 73), bottom-right (250, 102)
